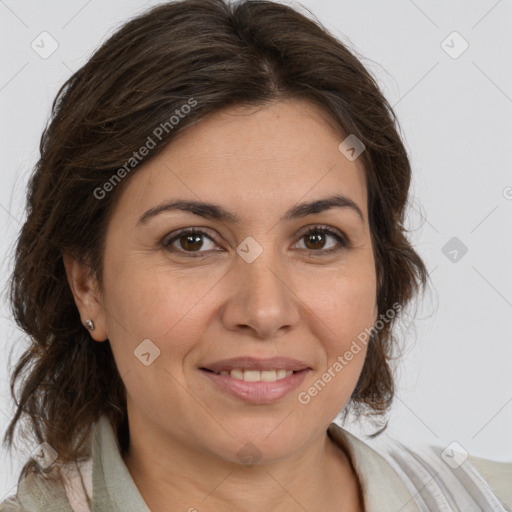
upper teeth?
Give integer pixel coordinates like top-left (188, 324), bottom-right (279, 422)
top-left (218, 369), bottom-right (294, 382)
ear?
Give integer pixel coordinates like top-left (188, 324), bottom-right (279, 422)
top-left (62, 252), bottom-right (108, 342)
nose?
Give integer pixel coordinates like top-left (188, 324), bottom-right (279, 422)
top-left (220, 246), bottom-right (301, 339)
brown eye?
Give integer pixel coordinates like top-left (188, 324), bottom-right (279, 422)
top-left (304, 231), bottom-right (327, 250)
top-left (178, 233), bottom-right (204, 251)
top-left (297, 226), bottom-right (347, 254)
top-left (163, 228), bottom-right (218, 255)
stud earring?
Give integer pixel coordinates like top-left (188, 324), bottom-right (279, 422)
top-left (85, 319), bottom-right (95, 331)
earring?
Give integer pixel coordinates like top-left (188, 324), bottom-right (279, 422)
top-left (85, 319), bottom-right (95, 331)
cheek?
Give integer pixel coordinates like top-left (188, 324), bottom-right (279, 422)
top-left (305, 265), bottom-right (377, 350)
top-left (102, 244), bottom-right (186, 335)
top-left (100, 259), bottom-right (218, 386)
top-left (299, 263), bottom-right (376, 396)
top-left (294, 275), bottom-right (375, 420)
top-left (100, 264), bottom-right (211, 420)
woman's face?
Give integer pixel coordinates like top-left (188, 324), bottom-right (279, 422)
top-left (80, 99), bottom-right (377, 463)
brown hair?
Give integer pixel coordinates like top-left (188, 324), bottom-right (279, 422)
top-left (3, 0), bottom-right (428, 473)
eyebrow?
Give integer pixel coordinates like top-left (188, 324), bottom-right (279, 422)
top-left (137, 194), bottom-right (365, 226)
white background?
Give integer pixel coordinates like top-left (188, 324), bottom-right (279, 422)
top-left (1, 0), bottom-right (511, 500)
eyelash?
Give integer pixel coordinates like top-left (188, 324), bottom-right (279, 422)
top-left (161, 225), bottom-right (349, 258)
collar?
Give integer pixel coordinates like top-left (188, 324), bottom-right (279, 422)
top-left (327, 422), bottom-right (420, 512)
top-left (91, 416), bottom-right (151, 512)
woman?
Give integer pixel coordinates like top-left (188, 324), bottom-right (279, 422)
top-left (1, 0), bottom-right (510, 510)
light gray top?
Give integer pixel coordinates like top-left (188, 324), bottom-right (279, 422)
top-left (1, 415), bottom-right (510, 511)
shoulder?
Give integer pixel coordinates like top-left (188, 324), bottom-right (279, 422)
top-left (469, 454), bottom-right (512, 509)
top-left (0, 458), bottom-right (93, 512)
top-left (328, 422), bottom-right (512, 511)
top-left (375, 437), bottom-right (512, 511)
top-left (0, 496), bottom-right (22, 512)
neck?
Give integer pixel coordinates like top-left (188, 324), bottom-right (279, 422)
top-left (123, 418), bottom-right (363, 512)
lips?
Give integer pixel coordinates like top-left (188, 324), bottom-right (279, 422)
top-left (199, 356), bottom-right (311, 403)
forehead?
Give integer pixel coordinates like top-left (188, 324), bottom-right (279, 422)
top-left (113, 99), bottom-right (368, 224)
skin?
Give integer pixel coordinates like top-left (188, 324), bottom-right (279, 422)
top-left (64, 98), bottom-right (378, 511)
